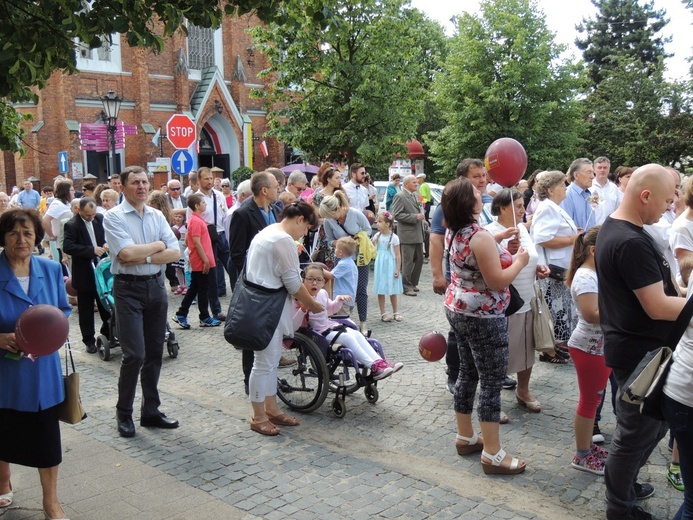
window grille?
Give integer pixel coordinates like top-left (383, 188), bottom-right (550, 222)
top-left (188, 25), bottom-right (215, 70)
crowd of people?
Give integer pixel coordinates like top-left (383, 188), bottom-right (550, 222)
top-left (0, 156), bottom-right (691, 520)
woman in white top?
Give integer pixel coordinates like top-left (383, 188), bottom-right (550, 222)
top-left (41, 180), bottom-right (75, 276)
top-left (245, 201), bottom-right (324, 436)
top-left (565, 226), bottom-right (611, 476)
top-left (663, 291), bottom-right (693, 519)
top-left (486, 189), bottom-right (550, 413)
top-left (530, 171), bottom-right (580, 358)
top-left (670, 176), bottom-right (693, 288)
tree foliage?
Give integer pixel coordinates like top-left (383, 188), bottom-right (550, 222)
top-left (583, 55), bottom-right (693, 167)
top-left (0, 0), bottom-right (327, 153)
top-left (427, 0), bottom-right (583, 177)
top-left (576, 0), bottom-right (670, 86)
top-left (251, 0), bottom-right (446, 172)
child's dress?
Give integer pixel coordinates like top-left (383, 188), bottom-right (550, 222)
top-left (372, 232), bottom-right (403, 295)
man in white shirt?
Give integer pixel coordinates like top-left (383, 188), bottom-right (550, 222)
top-left (591, 157), bottom-right (620, 225)
top-left (167, 179), bottom-right (187, 216)
top-left (183, 171), bottom-right (199, 198)
top-left (342, 163), bottom-right (369, 211)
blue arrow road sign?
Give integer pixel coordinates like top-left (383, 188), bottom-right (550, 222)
top-left (58, 151), bottom-right (69, 174)
top-left (171, 150), bottom-right (193, 175)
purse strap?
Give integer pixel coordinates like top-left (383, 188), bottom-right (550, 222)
top-left (240, 265), bottom-right (286, 294)
top-left (664, 295), bottom-right (693, 348)
top-left (64, 339), bottom-right (76, 376)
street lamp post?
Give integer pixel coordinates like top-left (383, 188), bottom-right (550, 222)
top-left (101, 90), bottom-right (122, 179)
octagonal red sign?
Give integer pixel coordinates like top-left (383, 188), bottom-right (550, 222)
top-left (166, 114), bottom-right (196, 149)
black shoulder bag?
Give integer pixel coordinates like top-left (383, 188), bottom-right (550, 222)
top-left (207, 192), bottom-right (220, 243)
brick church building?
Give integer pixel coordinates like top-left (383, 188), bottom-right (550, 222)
top-left (0, 14), bottom-right (283, 192)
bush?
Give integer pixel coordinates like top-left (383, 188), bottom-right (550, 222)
top-left (232, 166), bottom-right (254, 185)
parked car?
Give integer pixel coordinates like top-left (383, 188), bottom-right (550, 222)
top-left (373, 180), bottom-right (444, 216)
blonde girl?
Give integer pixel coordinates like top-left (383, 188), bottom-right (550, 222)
top-left (372, 212), bottom-right (403, 321)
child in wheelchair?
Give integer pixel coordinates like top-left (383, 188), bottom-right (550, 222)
top-left (293, 263), bottom-right (403, 380)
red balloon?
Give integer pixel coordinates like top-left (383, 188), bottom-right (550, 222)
top-left (65, 278), bottom-right (78, 297)
top-left (484, 137), bottom-right (528, 188)
top-left (172, 225), bottom-right (181, 240)
top-left (418, 331), bottom-right (447, 362)
top-left (15, 305), bottom-right (70, 357)
top-left (363, 209), bottom-right (375, 225)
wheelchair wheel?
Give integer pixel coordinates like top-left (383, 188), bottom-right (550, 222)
top-left (97, 335), bottom-right (110, 361)
top-left (277, 332), bottom-right (329, 413)
top-left (328, 360), bottom-right (361, 395)
top-left (365, 384), bottom-right (379, 404)
top-left (167, 331), bottom-right (179, 359)
top-left (332, 397), bottom-right (346, 418)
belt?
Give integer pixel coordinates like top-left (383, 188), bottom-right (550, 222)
top-left (115, 272), bottom-right (162, 282)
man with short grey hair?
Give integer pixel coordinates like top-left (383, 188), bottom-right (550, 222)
top-left (167, 179), bottom-right (187, 216)
top-left (287, 170), bottom-right (308, 198)
top-left (392, 174), bottom-right (426, 296)
top-left (561, 158), bottom-right (596, 230)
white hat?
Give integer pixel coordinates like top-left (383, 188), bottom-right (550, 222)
top-left (416, 173), bottom-right (426, 179)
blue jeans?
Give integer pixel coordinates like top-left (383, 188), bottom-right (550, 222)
top-left (663, 394), bottom-right (693, 520)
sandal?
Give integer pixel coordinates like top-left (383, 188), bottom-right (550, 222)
top-left (481, 449), bottom-right (526, 475)
top-left (393, 313), bottom-right (403, 322)
top-left (455, 432), bottom-right (484, 455)
top-left (0, 483), bottom-right (12, 508)
top-left (381, 313), bottom-right (393, 322)
top-left (539, 352), bottom-right (568, 364)
top-left (266, 412), bottom-right (299, 426)
top-left (516, 394), bottom-right (542, 413)
top-left (250, 418), bottom-right (280, 436)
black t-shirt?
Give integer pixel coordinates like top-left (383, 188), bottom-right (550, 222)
top-left (595, 217), bottom-right (679, 371)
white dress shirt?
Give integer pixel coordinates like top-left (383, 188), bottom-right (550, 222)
top-left (342, 180), bottom-right (369, 211)
top-left (591, 179), bottom-right (620, 225)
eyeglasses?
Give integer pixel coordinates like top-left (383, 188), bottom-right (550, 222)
top-left (295, 186), bottom-right (306, 192)
top-left (221, 184), bottom-right (230, 187)
top-left (169, 187), bottom-right (180, 191)
top-left (305, 277), bottom-right (324, 284)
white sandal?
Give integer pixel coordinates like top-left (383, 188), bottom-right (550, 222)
top-left (393, 313), bottom-right (403, 322)
top-left (455, 432), bottom-right (484, 455)
top-left (381, 313), bottom-right (393, 322)
top-left (0, 489), bottom-right (13, 508)
top-left (481, 449), bottom-right (525, 475)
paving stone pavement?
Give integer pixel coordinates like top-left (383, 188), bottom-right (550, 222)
top-left (3, 268), bottom-right (683, 519)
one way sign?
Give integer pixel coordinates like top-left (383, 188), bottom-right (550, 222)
top-left (58, 151), bottom-right (69, 174)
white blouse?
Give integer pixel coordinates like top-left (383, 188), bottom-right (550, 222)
top-left (484, 221), bottom-right (538, 314)
top-left (530, 199), bottom-right (577, 269)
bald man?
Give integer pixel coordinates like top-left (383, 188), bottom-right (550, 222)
top-left (596, 164), bottom-right (685, 520)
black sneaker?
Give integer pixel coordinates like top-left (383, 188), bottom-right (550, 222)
top-left (502, 376), bottom-right (517, 390)
top-left (606, 505), bottom-right (653, 520)
top-left (634, 482), bottom-right (655, 500)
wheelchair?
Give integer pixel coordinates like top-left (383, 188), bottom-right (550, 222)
top-left (276, 319), bottom-right (386, 418)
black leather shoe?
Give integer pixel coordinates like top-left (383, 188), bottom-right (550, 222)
top-left (85, 342), bottom-right (97, 354)
top-left (140, 413), bottom-right (179, 429)
top-left (117, 415), bottom-right (136, 438)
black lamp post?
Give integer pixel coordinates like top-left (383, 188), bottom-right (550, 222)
top-left (101, 90), bottom-right (122, 179)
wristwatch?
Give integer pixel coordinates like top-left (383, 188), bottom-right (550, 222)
top-left (145, 256), bottom-right (152, 264)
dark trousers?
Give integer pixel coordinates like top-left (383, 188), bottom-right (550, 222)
top-left (113, 274), bottom-right (168, 418)
top-left (77, 290), bottom-right (110, 346)
top-left (177, 268), bottom-right (214, 320)
top-left (213, 231), bottom-right (231, 296)
top-left (605, 367), bottom-right (669, 518)
top-left (165, 263), bottom-right (178, 289)
top-left (663, 395), bottom-right (693, 520)
top-left (445, 327), bottom-right (460, 382)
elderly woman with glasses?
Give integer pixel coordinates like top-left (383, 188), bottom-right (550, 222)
top-left (220, 179), bottom-right (233, 208)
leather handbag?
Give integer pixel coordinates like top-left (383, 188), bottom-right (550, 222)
top-left (622, 295), bottom-right (693, 420)
top-left (224, 267), bottom-right (288, 351)
top-left (58, 341), bottom-right (87, 424)
top-left (547, 264), bottom-right (566, 282)
top-left (531, 282), bottom-right (556, 352)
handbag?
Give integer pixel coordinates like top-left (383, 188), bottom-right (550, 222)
top-left (224, 267), bottom-right (288, 351)
top-left (547, 264), bottom-right (566, 282)
top-left (505, 284), bottom-right (524, 317)
top-left (58, 341), bottom-right (87, 424)
top-left (622, 295), bottom-right (693, 420)
top-left (531, 282), bottom-right (556, 352)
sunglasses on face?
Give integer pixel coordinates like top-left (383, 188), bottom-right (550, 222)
top-left (169, 187), bottom-right (181, 191)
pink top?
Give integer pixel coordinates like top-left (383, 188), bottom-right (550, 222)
top-left (186, 212), bottom-right (216, 272)
top-left (293, 289), bottom-right (344, 333)
top-left (444, 223), bottom-right (512, 318)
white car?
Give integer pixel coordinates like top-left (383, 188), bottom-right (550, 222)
top-left (373, 180), bottom-right (444, 215)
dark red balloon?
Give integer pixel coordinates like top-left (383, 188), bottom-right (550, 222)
top-left (363, 209), bottom-right (375, 225)
top-left (65, 278), bottom-right (78, 297)
top-left (172, 225), bottom-right (181, 240)
top-left (418, 331), bottom-right (447, 362)
top-left (15, 305), bottom-right (70, 357)
top-left (484, 137), bottom-right (528, 188)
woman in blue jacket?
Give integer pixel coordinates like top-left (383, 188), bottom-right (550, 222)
top-left (0, 209), bottom-right (71, 520)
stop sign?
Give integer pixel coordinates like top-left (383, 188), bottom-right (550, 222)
top-left (166, 114), bottom-right (197, 149)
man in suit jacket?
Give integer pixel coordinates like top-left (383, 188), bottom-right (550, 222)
top-left (167, 179), bottom-right (187, 217)
top-left (392, 175), bottom-right (426, 296)
top-left (62, 197), bottom-right (111, 353)
top-left (229, 171), bottom-right (281, 392)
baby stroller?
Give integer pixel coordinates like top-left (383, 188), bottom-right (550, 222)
top-left (276, 317), bottom-right (386, 418)
top-left (94, 257), bottom-right (179, 361)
